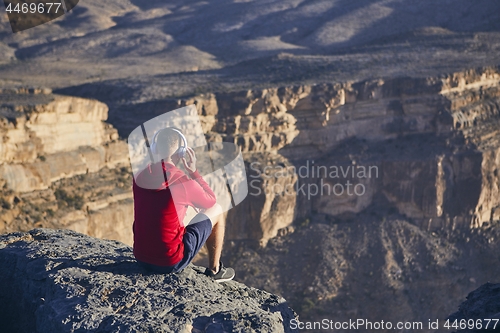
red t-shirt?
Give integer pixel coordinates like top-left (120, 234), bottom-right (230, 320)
top-left (132, 161), bottom-right (216, 266)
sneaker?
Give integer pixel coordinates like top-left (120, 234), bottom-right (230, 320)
top-left (204, 261), bottom-right (235, 283)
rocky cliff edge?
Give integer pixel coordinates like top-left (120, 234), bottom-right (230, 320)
top-left (448, 283), bottom-right (500, 333)
top-left (0, 229), bottom-right (297, 333)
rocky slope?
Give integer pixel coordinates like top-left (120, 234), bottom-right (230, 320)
top-left (448, 283), bottom-right (500, 333)
top-left (225, 215), bottom-right (500, 332)
top-left (1, 0), bottom-right (500, 89)
top-left (0, 228), bottom-right (297, 333)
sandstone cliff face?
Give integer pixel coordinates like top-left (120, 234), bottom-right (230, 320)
top-left (0, 88), bottom-right (126, 191)
top-left (2, 68), bottom-right (500, 248)
top-left (0, 89), bottom-right (132, 244)
top-left (0, 229), bottom-right (297, 333)
top-left (128, 67), bottom-right (500, 245)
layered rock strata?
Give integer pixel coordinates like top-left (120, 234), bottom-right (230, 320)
top-left (0, 89), bottom-right (132, 244)
top-left (101, 67), bottom-right (500, 244)
top-left (3, 67), bottom-right (500, 247)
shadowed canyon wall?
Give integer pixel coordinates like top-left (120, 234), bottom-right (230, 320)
top-left (0, 88), bottom-right (133, 244)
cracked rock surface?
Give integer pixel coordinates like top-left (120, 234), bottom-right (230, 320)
top-left (0, 228), bottom-right (297, 333)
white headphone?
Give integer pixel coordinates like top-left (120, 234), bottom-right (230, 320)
top-left (150, 128), bottom-right (187, 158)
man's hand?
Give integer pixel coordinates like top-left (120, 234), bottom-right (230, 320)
top-left (182, 147), bottom-right (197, 173)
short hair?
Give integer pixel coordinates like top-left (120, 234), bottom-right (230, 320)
top-left (156, 128), bottom-right (180, 157)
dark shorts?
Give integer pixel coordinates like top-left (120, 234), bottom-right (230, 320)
top-left (138, 214), bottom-right (213, 274)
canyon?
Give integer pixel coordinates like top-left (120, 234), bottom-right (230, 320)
top-left (1, 67), bottom-right (500, 332)
top-left (3, 68), bottom-right (500, 245)
top-left (1, 0), bottom-right (500, 331)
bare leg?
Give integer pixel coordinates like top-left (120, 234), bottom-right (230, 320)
top-left (206, 213), bottom-right (225, 273)
top-left (199, 204), bottom-right (224, 273)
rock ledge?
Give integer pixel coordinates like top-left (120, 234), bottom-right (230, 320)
top-left (448, 283), bottom-right (500, 332)
top-left (0, 229), bottom-right (297, 333)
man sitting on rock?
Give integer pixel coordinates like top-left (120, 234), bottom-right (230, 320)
top-left (132, 128), bottom-right (235, 282)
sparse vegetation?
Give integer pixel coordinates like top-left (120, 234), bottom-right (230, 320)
top-left (296, 217), bottom-right (310, 228)
top-left (300, 297), bottom-right (317, 316)
top-left (250, 267), bottom-right (259, 276)
top-left (54, 189), bottom-right (84, 210)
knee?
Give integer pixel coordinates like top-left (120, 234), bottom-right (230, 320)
top-left (204, 203), bottom-right (223, 224)
top-left (210, 203), bottom-right (223, 217)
